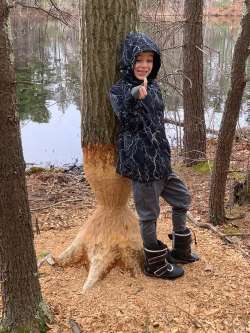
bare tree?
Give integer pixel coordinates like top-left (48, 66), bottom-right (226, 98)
top-left (57, 0), bottom-right (141, 292)
top-left (183, 0), bottom-right (206, 165)
top-left (209, 0), bottom-right (250, 225)
top-left (0, 1), bottom-right (50, 331)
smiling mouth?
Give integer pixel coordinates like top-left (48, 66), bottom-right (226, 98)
top-left (136, 71), bottom-right (148, 76)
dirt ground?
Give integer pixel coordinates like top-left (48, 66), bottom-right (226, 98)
top-left (2, 139), bottom-right (250, 333)
top-left (24, 138), bottom-right (249, 333)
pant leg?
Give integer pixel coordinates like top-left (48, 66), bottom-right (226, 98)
top-left (160, 173), bottom-right (191, 232)
top-left (132, 180), bottom-right (164, 248)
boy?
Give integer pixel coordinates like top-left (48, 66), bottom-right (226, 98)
top-left (109, 32), bottom-right (198, 280)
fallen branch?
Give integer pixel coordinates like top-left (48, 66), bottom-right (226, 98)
top-left (223, 233), bottom-right (250, 238)
top-left (68, 319), bottom-right (81, 333)
top-left (31, 198), bottom-right (84, 212)
top-left (187, 213), bottom-right (234, 244)
top-left (187, 213), bottom-right (250, 261)
top-left (226, 213), bottom-right (246, 221)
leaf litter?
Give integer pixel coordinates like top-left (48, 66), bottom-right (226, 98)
top-left (1, 139), bottom-right (250, 332)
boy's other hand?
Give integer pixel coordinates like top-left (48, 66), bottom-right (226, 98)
top-left (138, 77), bottom-right (148, 99)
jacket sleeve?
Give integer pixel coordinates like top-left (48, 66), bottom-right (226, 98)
top-left (109, 81), bottom-right (143, 131)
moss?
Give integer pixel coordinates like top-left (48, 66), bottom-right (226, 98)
top-left (0, 302), bottom-right (52, 333)
top-left (213, 0), bottom-right (231, 9)
top-left (222, 225), bottom-right (239, 235)
top-left (0, 328), bottom-right (30, 333)
top-left (37, 251), bottom-right (50, 260)
top-left (26, 167), bottom-right (65, 175)
top-left (26, 167), bottom-right (46, 175)
top-left (230, 171), bottom-right (245, 181)
top-left (192, 161), bottom-right (213, 174)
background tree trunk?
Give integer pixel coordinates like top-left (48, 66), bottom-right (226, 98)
top-left (209, 0), bottom-right (250, 225)
top-left (58, 0), bottom-right (141, 292)
top-left (183, 0), bottom-right (206, 165)
top-left (0, 1), bottom-right (47, 331)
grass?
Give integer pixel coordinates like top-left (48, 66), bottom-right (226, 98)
top-left (192, 160), bottom-right (213, 174)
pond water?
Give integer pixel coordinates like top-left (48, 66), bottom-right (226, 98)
top-left (12, 13), bottom-right (250, 167)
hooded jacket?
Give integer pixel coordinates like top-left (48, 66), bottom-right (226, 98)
top-left (109, 32), bottom-right (171, 183)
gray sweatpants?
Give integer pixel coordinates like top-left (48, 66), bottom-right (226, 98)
top-left (132, 173), bottom-right (191, 249)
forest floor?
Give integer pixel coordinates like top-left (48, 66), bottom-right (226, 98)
top-left (2, 137), bottom-right (250, 333)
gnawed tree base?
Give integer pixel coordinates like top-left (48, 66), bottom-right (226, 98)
top-left (57, 145), bottom-right (142, 292)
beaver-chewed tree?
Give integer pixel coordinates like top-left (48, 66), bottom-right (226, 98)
top-left (57, 0), bottom-right (141, 292)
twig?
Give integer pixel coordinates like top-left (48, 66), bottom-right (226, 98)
top-left (37, 254), bottom-right (55, 269)
top-left (163, 117), bottom-right (218, 135)
top-left (161, 45), bottom-right (184, 51)
top-left (195, 45), bottom-right (210, 56)
top-left (15, 80), bottom-right (42, 85)
top-left (35, 215), bottom-right (40, 235)
top-left (31, 198), bottom-right (84, 212)
top-left (173, 304), bottom-right (207, 332)
top-left (12, 1), bottom-right (72, 26)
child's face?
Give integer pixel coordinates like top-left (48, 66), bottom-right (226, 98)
top-left (133, 51), bottom-right (154, 80)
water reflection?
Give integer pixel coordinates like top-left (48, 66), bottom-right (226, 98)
top-left (11, 11), bottom-right (250, 166)
top-left (12, 10), bottom-right (81, 166)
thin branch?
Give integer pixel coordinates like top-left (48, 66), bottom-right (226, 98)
top-left (161, 45), bottom-right (184, 51)
top-left (163, 117), bottom-right (218, 135)
top-left (195, 45), bottom-right (210, 56)
top-left (11, 1), bottom-right (73, 26)
top-left (30, 198), bottom-right (84, 212)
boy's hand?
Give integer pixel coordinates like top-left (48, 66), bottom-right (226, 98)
top-left (138, 77), bottom-right (147, 99)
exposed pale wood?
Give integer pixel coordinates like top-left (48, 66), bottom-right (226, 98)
top-left (57, 146), bottom-right (142, 292)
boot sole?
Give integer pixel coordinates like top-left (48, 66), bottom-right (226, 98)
top-left (174, 257), bottom-right (200, 265)
top-left (143, 269), bottom-right (184, 280)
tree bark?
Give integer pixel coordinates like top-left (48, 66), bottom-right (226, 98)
top-left (0, 1), bottom-right (48, 331)
top-left (183, 0), bottom-right (206, 165)
top-left (57, 0), bottom-right (141, 292)
top-left (209, 0), bottom-right (250, 225)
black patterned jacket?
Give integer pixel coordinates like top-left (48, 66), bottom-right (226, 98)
top-left (109, 32), bottom-right (171, 183)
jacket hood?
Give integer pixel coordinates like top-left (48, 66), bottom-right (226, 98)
top-left (120, 32), bottom-right (161, 84)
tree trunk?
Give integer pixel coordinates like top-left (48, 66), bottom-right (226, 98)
top-left (57, 0), bottom-right (141, 292)
top-left (183, 0), bottom-right (206, 166)
top-left (209, 0), bottom-right (250, 225)
top-left (0, 1), bottom-right (48, 332)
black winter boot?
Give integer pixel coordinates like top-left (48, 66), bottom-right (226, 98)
top-left (168, 228), bottom-right (199, 264)
top-left (144, 240), bottom-right (184, 279)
